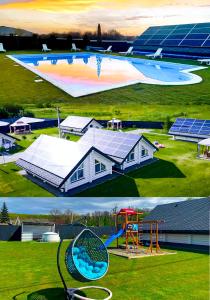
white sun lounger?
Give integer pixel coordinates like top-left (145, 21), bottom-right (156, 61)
top-left (146, 48), bottom-right (163, 59)
top-left (42, 44), bottom-right (51, 52)
top-left (119, 46), bottom-right (133, 55)
top-left (197, 58), bottom-right (210, 65)
top-left (98, 46), bottom-right (112, 53)
top-left (71, 43), bottom-right (81, 51)
top-left (0, 43), bottom-right (6, 52)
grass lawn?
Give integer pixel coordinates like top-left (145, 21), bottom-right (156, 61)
top-left (10, 127), bottom-right (80, 152)
top-left (0, 241), bottom-right (208, 300)
top-left (0, 131), bottom-right (209, 197)
top-left (0, 51), bottom-right (210, 122)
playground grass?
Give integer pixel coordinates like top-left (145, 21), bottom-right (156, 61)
top-left (0, 131), bottom-right (209, 197)
top-left (0, 241), bottom-right (208, 300)
top-left (0, 51), bottom-right (210, 122)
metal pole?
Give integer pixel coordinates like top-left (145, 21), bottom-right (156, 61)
top-left (56, 107), bottom-right (61, 138)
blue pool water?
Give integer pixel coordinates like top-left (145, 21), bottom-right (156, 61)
top-left (8, 53), bottom-right (205, 97)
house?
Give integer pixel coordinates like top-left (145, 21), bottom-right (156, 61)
top-left (78, 128), bottom-right (157, 170)
top-left (143, 198), bottom-right (210, 251)
top-left (0, 133), bottom-right (17, 150)
top-left (21, 221), bottom-right (55, 241)
top-left (16, 134), bottom-right (115, 193)
top-left (60, 116), bottom-right (103, 135)
top-left (16, 129), bottom-right (157, 193)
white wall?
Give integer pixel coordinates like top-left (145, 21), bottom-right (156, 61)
top-left (61, 119), bottom-right (102, 135)
top-left (143, 233), bottom-right (210, 246)
top-left (122, 139), bottom-right (154, 170)
top-left (63, 150), bottom-right (114, 192)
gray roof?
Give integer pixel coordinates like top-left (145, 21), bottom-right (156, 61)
top-left (0, 121), bottom-right (9, 127)
top-left (79, 128), bottom-right (155, 163)
top-left (0, 132), bottom-right (16, 142)
top-left (60, 116), bottom-right (99, 130)
top-left (16, 135), bottom-right (93, 187)
top-left (143, 198), bottom-right (210, 233)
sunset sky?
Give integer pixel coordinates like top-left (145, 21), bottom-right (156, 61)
top-left (0, 0), bottom-right (210, 35)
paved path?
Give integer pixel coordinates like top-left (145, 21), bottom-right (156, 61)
top-left (0, 152), bottom-right (22, 164)
top-left (129, 129), bottom-right (170, 136)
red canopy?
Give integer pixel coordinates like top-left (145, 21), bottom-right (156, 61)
top-left (117, 208), bottom-right (139, 215)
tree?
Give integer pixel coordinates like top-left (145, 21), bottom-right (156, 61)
top-left (0, 202), bottom-right (10, 223)
top-left (97, 23), bottom-right (102, 45)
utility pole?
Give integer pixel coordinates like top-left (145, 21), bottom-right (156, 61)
top-left (56, 107), bottom-right (61, 138)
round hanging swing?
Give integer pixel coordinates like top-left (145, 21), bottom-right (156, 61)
top-left (57, 228), bottom-right (112, 300)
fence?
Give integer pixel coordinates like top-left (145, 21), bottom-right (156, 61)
top-left (0, 225), bottom-right (21, 241)
top-left (0, 224), bottom-right (115, 241)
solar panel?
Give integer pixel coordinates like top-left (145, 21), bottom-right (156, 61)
top-left (133, 22), bottom-right (210, 57)
top-left (169, 118), bottom-right (210, 139)
top-left (78, 128), bottom-right (141, 161)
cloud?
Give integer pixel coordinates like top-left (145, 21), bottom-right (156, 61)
top-left (0, 197), bottom-right (191, 215)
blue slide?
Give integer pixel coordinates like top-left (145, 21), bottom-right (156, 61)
top-left (104, 228), bottom-right (125, 248)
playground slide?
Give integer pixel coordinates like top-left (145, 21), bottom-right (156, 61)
top-left (104, 228), bottom-right (125, 247)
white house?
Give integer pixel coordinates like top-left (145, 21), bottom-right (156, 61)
top-left (60, 116), bottom-right (103, 135)
top-left (78, 128), bottom-right (157, 170)
top-left (16, 134), bottom-right (115, 192)
top-left (143, 198), bottom-right (210, 250)
top-left (0, 133), bottom-right (17, 150)
top-left (16, 129), bottom-right (157, 193)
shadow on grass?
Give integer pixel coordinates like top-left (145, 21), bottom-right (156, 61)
top-left (131, 159), bottom-right (186, 179)
top-left (27, 288), bottom-right (86, 300)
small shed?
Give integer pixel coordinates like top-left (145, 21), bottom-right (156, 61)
top-left (107, 118), bottom-right (122, 130)
top-left (10, 120), bottom-right (31, 134)
top-left (21, 221), bottom-right (55, 241)
top-left (197, 138), bottom-right (210, 159)
top-left (60, 116), bottom-right (102, 135)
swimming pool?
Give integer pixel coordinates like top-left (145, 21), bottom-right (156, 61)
top-left (8, 53), bottom-right (205, 97)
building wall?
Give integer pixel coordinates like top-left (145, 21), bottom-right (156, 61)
top-left (63, 150), bottom-right (114, 192)
top-left (122, 139), bottom-right (154, 170)
top-left (143, 233), bottom-right (210, 246)
top-left (61, 119), bottom-right (102, 135)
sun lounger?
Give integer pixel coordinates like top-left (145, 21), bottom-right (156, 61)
top-left (146, 48), bottom-right (163, 59)
top-left (42, 44), bottom-right (51, 52)
top-left (71, 43), bottom-right (81, 51)
top-left (197, 59), bottom-right (210, 65)
top-left (0, 43), bottom-right (6, 52)
top-left (98, 45), bottom-right (112, 53)
top-left (119, 46), bottom-right (133, 56)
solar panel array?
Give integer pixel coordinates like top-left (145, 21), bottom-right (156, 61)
top-left (79, 128), bottom-right (140, 161)
top-left (134, 23), bottom-right (210, 48)
top-left (169, 118), bottom-right (210, 139)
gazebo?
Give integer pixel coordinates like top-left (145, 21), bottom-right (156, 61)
top-left (197, 138), bottom-right (210, 159)
top-left (10, 120), bottom-right (31, 134)
top-left (107, 118), bottom-right (122, 130)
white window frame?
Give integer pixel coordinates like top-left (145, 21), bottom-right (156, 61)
top-left (95, 160), bottom-right (106, 174)
top-left (126, 150), bottom-right (135, 163)
top-left (141, 146), bottom-right (149, 158)
top-left (70, 163), bottom-right (85, 183)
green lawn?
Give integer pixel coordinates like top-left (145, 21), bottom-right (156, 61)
top-left (0, 131), bottom-right (209, 197)
top-left (0, 241), bottom-right (208, 300)
top-left (78, 133), bottom-right (210, 197)
top-left (1, 51), bottom-right (210, 121)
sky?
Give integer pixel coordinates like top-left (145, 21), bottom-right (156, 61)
top-left (0, 0), bottom-right (210, 35)
top-left (0, 197), bottom-right (192, 214)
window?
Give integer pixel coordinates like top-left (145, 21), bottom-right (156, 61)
top-left (70, 163), bottom-right (84, 183)
top-left (95, 160), bottom-right (106, 174)
top-left (141, 147), bottom-right (148, 157)
top-left (126, 150), bottom-right (135, 162)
